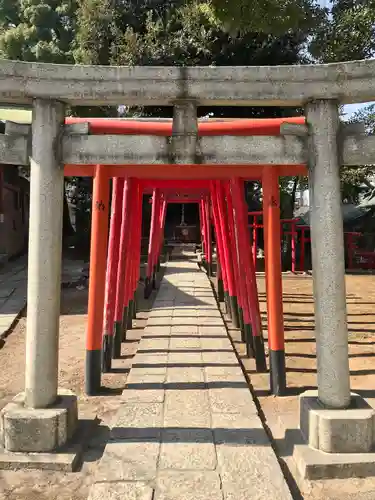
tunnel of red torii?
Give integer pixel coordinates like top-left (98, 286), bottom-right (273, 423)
top-left (2, 59), bottom-right (375, 467)
top-left (64, 116), bottom-right (306, 398)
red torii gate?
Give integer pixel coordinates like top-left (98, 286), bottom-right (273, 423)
top-left (61, 116), bottom-right (307, 397)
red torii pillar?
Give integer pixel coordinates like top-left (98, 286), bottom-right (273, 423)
top-left (85, 165), bottom-right (110, 394)
top-left (113, 178), bottom-right (133, 358)
top-left (102, 177), bottom-right (124, 372)
top-left (262, 167), bottom-right (286, 395)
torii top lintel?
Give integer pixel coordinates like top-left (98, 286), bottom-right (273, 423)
top-left (1, 58), bottom-right (375, 106)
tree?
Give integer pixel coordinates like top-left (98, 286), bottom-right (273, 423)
top-left (0, 0), bottom-right (78, 62)
top-left (0, 0), bottom-right (78, 244)
top-left (309, 1), bottom-right (375, 204)
top-left (73, 0), bottom-right (312, 226)
top-left (310, 0), bottom-right (375, 62)
top-left (210, 0), bottom-right (325, 36)
top-left (342, 104), bottom-right (375, 205)
top-left (74, 0), bottom-right (116, 64)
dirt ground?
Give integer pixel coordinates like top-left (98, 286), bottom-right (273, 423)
top-left (1, 270), bottom-right (375, 499)
top-left (0, 283), bottom-right (157, 500)
top-left (225, 273), bottom-right (375, 500)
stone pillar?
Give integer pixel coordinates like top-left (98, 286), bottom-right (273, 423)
top-left (171, 100), bottom-right (198, 164)
top-left (1, 99), bottom-right (78, 455)
top-left (24, 99), bottom-right (66, 409)
top-left (306, 99), bottom-right (350, 409)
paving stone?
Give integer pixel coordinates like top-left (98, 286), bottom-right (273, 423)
top-left (127, 372), bottom-right (166, 384)
top-left (199, 326), bottom-right (228, 337)
top-left (168, 352), bottom-right (203, 365)
top-left (205, 365), bottom-right (245, 379)
top-left (138, 338), bottom-right (170, 352)
top-left (95, 441), bottom-right (160, 482)
top-left (164, 390), bottom-right (211, 428)
top-left (171, 325), bottom-right (199, 335)
top-left (123, 375), bottom-right (165, 403)
top-left (148, 317), bottom-right (173, 326)
top-left (199, 317), bottom-right (225, 326)
top-left (159, 428), bottom-right (217, 470)
top-left (202, 351), bottom-right (238, 365)
top-left (200, 337), bottom-right (232, 350)
top-left (0, 315), bottom-right (14, 331)
top-left (0, 287), bottom-right (15, 299)
top-left (205, 370), bottom-right (246, 386)
top-left (198, 309), bottom-right (222, 317)
top-left (174, 302), bottom-right (199, 308)
top-left (211, 413), bottom-right (265, 445)
top-left (132, 353), bottom-right (168, 369)
top-left (153, 302), bottom-right (175, 309)
top-left (131, 366), bottom-right (167, 377)
top-left (88, 481), bottom-right (154, 500)
top-left (110, 402), bottom-right (163, 440)
top-left (172, 309), bottom-right (197, 317)
top-left (122, 390), bottom-right (165, 404)
top-left (171, 317), bottom-right (199, 326)
top-left (209, 386), bottom-right (258, 415)
top-left (155, 470), bottom-right (223, 500)
top-left (166, 367), bottom-right (205, 384)
top-left (217, 444), bottom-right (293, 500)
top-left (149, 309), bottom-right (175, 317)
top-left (169, 337), bottom-right (201, 350)
top-left (143, 326), bottom-right (171, 338)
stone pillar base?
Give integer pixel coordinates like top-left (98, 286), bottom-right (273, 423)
top-left (293, 390), bottom-right (375, 479)
top-left (0, 389), bottom-right (78, 453)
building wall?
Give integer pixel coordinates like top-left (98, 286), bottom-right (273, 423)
top-left (0, 166), bottom-right (29, 259)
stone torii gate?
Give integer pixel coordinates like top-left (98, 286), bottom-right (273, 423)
top-left (0, 59), bottom-right (375, 477)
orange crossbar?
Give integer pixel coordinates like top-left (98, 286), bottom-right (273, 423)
top-left (63, 116), bottom-right (307, 178)
top-left (65, 116), bottom-right (305, 136)
top-left (64, 164), bottom-right (307, 178)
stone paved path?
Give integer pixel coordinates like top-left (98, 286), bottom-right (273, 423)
top-left (0, 256), bottom-right (27, 338)
top-left (88, 258), bottom-right (293, 500)
top-left (0, 256), bottom-right (86, 339)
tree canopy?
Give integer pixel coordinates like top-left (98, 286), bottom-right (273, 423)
top-left (310, 0), bottom-right (375, 62)
top-left (210, 0), bottom-right (325, 36)
top-left (0, 0), bottom-right (78, 62)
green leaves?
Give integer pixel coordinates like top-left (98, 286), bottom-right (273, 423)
top-left (209, 0), bottom-right (324, 35)
top-left (0, 0), bottom-right (77, 62)
top-left (310, 0), bottom-right (375, 62)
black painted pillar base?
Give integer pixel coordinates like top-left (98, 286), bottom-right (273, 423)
top-left (122, 306), bottom-right (128, 341)
top-left (239, 307), bottom-right (245, 340)
top-left (152, 270), bottom-right (157, 289)
top-left (217, 277), bottom-right (224, 302)
top-left (244, 323), bottom-right (254, 358)
top-left (127, 300), bottom-right (133, 329)
top-left (207, 262), bottom-right (213, 277)
top-left (144, 277), bottom-right (152, 299)
top-left (229, 295), bottom-right (240, 328)
top-left (85, 349), bottom-right (101, 395)
top-left (102, 334), bottom-right (113, 372)
top-left (269, 349), bottom-right (286, 396)
top-left (224, 291), bottom-right (230, 317)
top-left (133, 293), bottom-right (137, 319)
top-left (112, 321), bottom-right (122, 359)
top-left (253, 336), bottom-right (268, 372)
